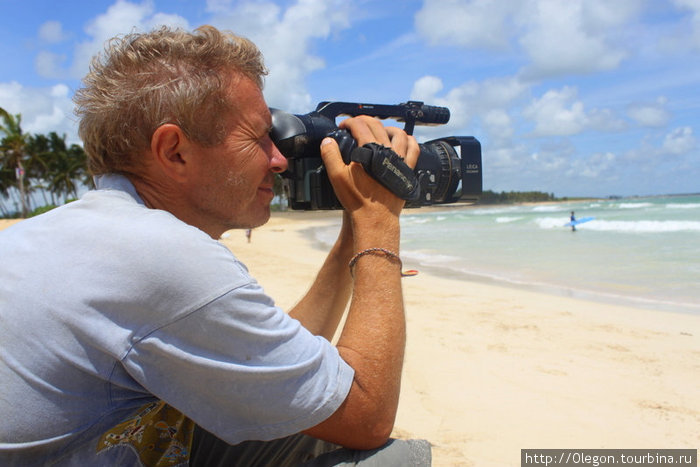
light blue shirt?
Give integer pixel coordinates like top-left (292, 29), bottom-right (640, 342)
top-left (0, 174), bottom-right (353, 466)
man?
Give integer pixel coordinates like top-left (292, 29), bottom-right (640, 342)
top-left (0, 25), bottom-right (430, 466)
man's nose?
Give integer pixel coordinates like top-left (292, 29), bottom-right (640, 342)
top-left (269, 142), bottom-right (288, 173)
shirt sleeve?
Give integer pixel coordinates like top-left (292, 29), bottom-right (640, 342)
top-left (121, 280), bottom-right (355, 445)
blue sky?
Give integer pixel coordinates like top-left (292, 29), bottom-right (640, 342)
top-left (2, 0), bottom-right (699, 197)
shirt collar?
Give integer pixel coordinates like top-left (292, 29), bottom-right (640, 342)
top-left (93, 173), bottom-right (146, 206)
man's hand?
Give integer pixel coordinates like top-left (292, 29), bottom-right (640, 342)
top-left (320, 116), bottom-right (420, 220)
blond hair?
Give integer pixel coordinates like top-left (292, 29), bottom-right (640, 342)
top-left (74, 25), bottom-right (267, 175)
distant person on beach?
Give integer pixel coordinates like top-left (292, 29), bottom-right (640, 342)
top-left (570, 211), bottom-right (576, 231)
top-left (0, 26), bottom-right (430, 466)
top-left (245, 228), bottom-right (252, 243)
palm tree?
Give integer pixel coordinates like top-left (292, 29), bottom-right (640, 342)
top-left (30, 132), bottom-right (90, 203)
top-left (0, 162), bottom-right (15, 216)
top-left (0, 107), bottom-right (31, 216)
top-left (2, 109), bottom-right (92, 216)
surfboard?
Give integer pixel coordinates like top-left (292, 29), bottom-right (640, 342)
top-left (565, 216), bottom-right (594, 227)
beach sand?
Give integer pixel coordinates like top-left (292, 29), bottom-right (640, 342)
top-left (219, 211), bottom-right (700, 466)
top-left (3, 214), bottom-right (698, 466)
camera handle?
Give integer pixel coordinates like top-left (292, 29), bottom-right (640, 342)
top-left (347, 142), bottom-right (420, 201)
top-left (315, 101), bottom-right (450, 136)
top-left (323, 128), bottom-right (419, 200)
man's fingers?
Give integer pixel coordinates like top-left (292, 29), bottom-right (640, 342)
top-left (404, 135), bottom-right (420, 169)
top-left (339, 116), bottom-right (391, 147)
top-left (319, 137), bottom-right (344, 177)
top-left (340, 117), bottom-right (419, 169)
top-left (385, 127), bottom-right (408, 157)
top-left (386, 127), bottom-right (420, 169)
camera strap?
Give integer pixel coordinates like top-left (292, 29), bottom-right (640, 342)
top-left (350, 143), bottom-right (420, 201)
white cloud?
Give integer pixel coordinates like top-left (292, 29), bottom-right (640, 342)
top-left (518, 0), bottom-right (632, 78)
top-left (414, 0), bottom-right (642, 79)
top-left (38, 21), bottom-right (70, 44)
top-left (21, 0), bottom-right (349, 144)
top-left (34, 51), bottom-right (68, 80)
top-left (522, 86), bottom-right (588, 136)
top-left (672, 0), bottom-right (700, 49)
top-left (522, 86), bottom-right (627, 136)
top-left (207, 0), bottom-right (351, 113)
top-left (410, 76), bottom-right (478, 131)
top-left (624, 125), bottom-right (697, 163)
top-left (29, 2), bottom-right (193, 82)
top-left (69, 0), bottom-right (190, 79)
top-left (529, 150), bottom-right (567, 172)
top-left (571, 151), bottom-right (617, 179)
top-left (627, 97), bottom-right (671, 127)
top-left (411, 76), bottom-right (444, 100)
top-left (0, 82), bottom-right (78, 143)
top-left (662, 126), bottom-right (696, 154)
top-left (587, 108), bottom-right (628, 132)
top-left (411, 75), bottom-right (527, 134)
top-left (0, 82), bottom-right (24, 108)
top-left (482, 109), bottom-right (514, 145)
top-left (414, 0), bottom-right (514, 50)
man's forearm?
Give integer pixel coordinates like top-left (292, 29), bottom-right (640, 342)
top-left (303, 216), bottom-right (406, 448)
top-left (303, 116), bottom-right (416, 449)
top-left (288, 217), bottom-right (353, 340)
top-left (337, 217), bottom-right (406, 438)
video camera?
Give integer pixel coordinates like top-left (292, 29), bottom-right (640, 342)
top-left (270, 101), bottom-right (482, 210)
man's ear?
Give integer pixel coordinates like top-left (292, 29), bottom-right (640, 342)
top-left (150, 124), bottom-right (193, 182)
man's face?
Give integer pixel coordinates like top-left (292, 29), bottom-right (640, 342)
top-left (188, 75), bottom-right (287, 233)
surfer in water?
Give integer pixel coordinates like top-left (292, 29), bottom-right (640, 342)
top-left (570, 211), bottom-right (576, 231)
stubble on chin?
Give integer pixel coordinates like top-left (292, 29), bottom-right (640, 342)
top-left (220, 170), bottom-right (272, 230)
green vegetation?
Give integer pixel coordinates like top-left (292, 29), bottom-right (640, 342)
top-left (477, 190), bottom-right (564, 204)
top-left (1, 108), bottom-right (92, 218)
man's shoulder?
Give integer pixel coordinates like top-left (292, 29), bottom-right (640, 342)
top-left (26, 187), bottom-right (251, 303)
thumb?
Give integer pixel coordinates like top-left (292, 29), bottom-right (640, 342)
top-left (319, 137), bottom-right (343, 176)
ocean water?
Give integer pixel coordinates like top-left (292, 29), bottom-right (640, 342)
top-left (312, 194), bottom-right (700, 314)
